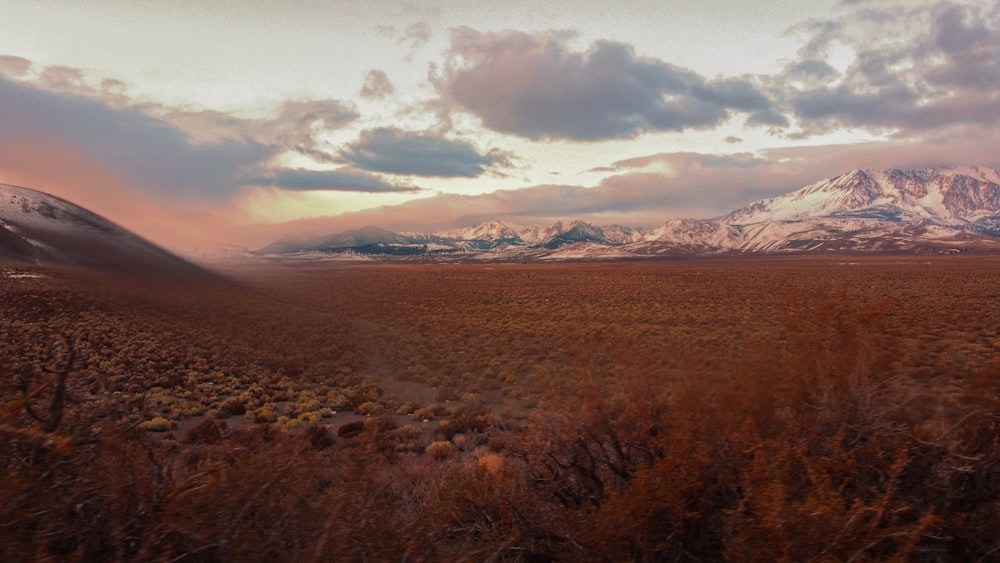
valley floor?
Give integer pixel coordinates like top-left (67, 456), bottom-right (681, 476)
top-left (3, 255), bottom-right (1000, 560)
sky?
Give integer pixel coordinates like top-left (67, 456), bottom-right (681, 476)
top-left (2, 0), bottom-right (1000, 250)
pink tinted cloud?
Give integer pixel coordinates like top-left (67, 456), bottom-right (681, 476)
top-left (255, 130), bottom-right (1000, 245)
top-left (434, 28), bottom-right (782, 141)
top-left (360, 70), bottom-right (394, 99)
top-left (0, 55), bottom-right (31, 77)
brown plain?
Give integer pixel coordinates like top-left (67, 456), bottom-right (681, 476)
top-left (3, 255), bottom-right (1000, 561)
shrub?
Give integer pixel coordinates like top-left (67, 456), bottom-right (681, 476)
top-left (394, 424), bottom-right (424, 442)
top-left (221, 396), bottom-right (246, 416)
top-left (460, 392), bottom-right (484, 406)
top-left (435, 387), bottom-right (459, 402)
top-left (254, 406), bottom-right (278, 423)
top-left (298, 411), bottom-right (321, 424)
top-left (450, 405), bottom-right (495, 435)
top-left (139, 416), bottom-right (173, 432)
top-left (396, 401), bottom-right (422, 415)
top-left (411, 407), bottom-right (436, 421)
top-left (426, 440), bottom-right (455, 460)
top-left (355, 401), bottom-right (381, 415)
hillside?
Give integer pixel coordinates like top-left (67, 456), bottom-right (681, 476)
top-left (1, 183), bottom-right (204, 275)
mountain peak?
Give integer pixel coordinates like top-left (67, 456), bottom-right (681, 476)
top-left (725, 166), bottom-right (1000, 226)
top-left (435, 220), bottom-right (520, 241)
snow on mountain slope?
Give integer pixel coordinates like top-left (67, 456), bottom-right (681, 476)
top-left (949, 165), bottom-right (1000, 185)
top-left (0, 183), bottom-right (203, 274)
top-left (537, 241), bottom-right (631, 260)
top-left (724, 168), bottom-right (1000, 227)
top-left (516, 222), bottom-right (570, 244)
top-left (435, 220), bottom-right (522, 242)
top-left (254, 167), bottom-right (1000, 261)
top-left (641, 218), bottom-right (733, 247)
top-left (700, 167), bottom-right (1000, 252)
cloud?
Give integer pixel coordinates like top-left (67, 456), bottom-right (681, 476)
top-left (374, 24), bottom-right (397, 38)
top-left (267, 152), bottom-right (788, 235)
top-left (360, 70), bottom-right (394, 98)
top-left (775, 1), bottom-right (1000, 135)
top-left (782, 59), bottom-right (839, 82)
top-left (0, 55), bottom-right (31, 77)
top-left (611, 152), bottom-right (767, 171)
top-left (0, 57), bottom-right (372, 204)
top-left (0, 75), bottom-right (270, 200)
top-left (37, 65), bottom-right (88, 91)
top-left (434, 28), bottom-right (783, 141)
top-left (248, 168), bottom-right (421, 192)
top-left (154, 99), bottom-right (357, 158)
top-left (400, 22), bottom-right (431, 59)
top-left (338, 127), bottom-right (512, 177)
top-left (265, 132), bottom-right (1000, 239)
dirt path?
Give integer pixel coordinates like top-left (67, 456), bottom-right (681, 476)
top-left (353, 318), bottom-right (439, 405)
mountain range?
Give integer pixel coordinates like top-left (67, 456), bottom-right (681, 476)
top-left (3, 167), bottom-right (999, 271)
top-left (0, 183), bottom-right (202, 275)
top-left (257, 166), bottom-right (1000, 260)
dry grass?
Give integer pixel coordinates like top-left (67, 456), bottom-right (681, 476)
top-left (3, 255), bottom-right (1000, 560)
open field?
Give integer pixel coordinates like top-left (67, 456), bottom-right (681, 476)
top-left (3, 255), bottom-right (1000, 560)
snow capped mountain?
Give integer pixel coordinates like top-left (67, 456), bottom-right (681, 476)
top-left (542, 220), bottom-right (618, 249)
top-left (255, 166), bottom-right (1000, 261)
top-left (0, 183), bottom-right (203, 274)
top-left (435, 220), bottom-right (522, 242)
top-left (640, 218), bottom-right (732, 246)
top-left (516, 222), bottom-right (569, 245)
top-left (709, 167), bottom-right (1000, 251)
top-left (725, 168), bottom-right (1000, 228)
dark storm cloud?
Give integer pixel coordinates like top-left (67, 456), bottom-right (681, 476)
top-left (0, 75), bottom-right (270, 199)
top-left (248, 168), bottom-right (421, 192)
top-left (338, 127), bottom-right (512, 177)
top-left (776, 1), bottom-right (1000, 135)
top-left (360, 70), bottom-right (395, 98)
top-left (433, 28), bottom-right (783, 141)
